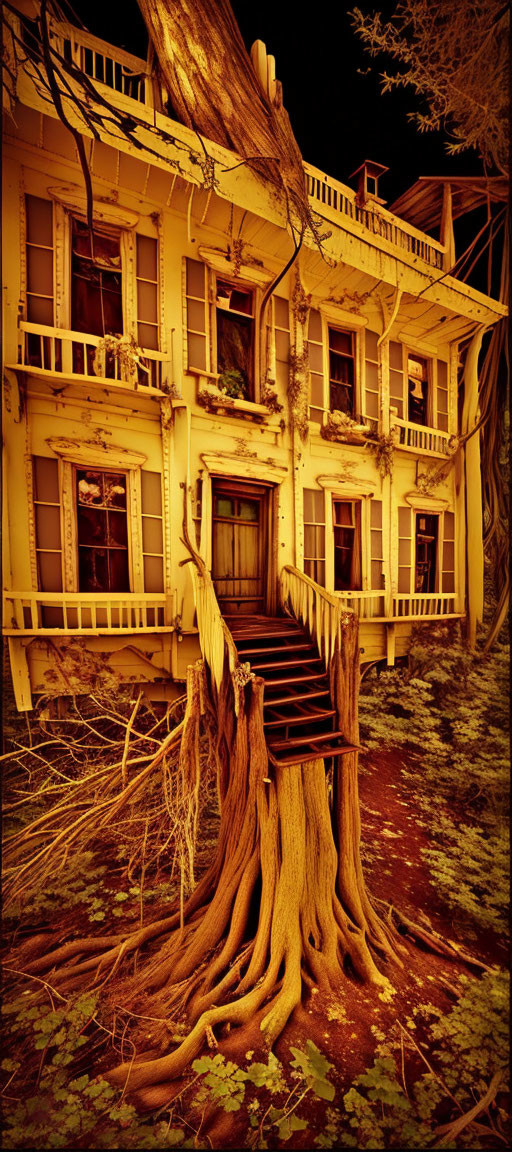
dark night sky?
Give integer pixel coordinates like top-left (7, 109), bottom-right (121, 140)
top-left (65, 0), bottom-right (484, 205)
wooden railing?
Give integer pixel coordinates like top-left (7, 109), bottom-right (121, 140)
top-left (181, 526), bottom-right (239, 694)
top-left (304, 163), bottom-right (445, 270)
top-left (53, 20), bottom-right (153, 106)
top-left (3, 591), bottom-right (175, 633)
top-left (16, 322), bottom-right (171, 392)
top-left (334, 591), bottom-right (386, 619)
top-left (392, 593), bottom-right (459, 619)
top-left (280, 566), bottom-right (353, 667)
top-left (392, 418), bottom-right (453, 456)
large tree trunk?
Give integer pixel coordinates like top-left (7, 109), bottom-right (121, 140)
top-left (101, 616), bottom-right (400, 1105)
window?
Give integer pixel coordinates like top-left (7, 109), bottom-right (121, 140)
top-left (136, 235), bottom-right (159, 350)
top-left (303, 489), bottom-right (325, 586)
top-left (329, 327), bottom-right (355, 416)
top-left (407, 354), bottom-right (429, 427)
top-left (76, 469), bottom-right (129, 592)
top-left (26, 195), bottom-right (54, 326)
top-left (415, 513), bottom-right (438, 593)
top-left (71, 217), bottom-right (123, 339)
top-left (33, 456), bottom-right (62, 592)
top-left (215, 279), bottom-right (254, 399)
top-left (333, 500), bottom-right (361, 591)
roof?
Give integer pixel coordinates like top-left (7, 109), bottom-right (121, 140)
top-left (389, 176), bottom-right (508, 233)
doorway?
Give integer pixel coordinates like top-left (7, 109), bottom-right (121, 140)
top-left (415, 513), bottom-right (438, 593)
top-left (211, 479), bottom-right (272, 615)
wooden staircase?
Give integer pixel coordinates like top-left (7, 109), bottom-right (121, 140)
top-left (225, 614), bottom-right (359, 768)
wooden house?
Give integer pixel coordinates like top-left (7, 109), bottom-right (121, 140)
top-left (2, 3), bottom-right (507, 730)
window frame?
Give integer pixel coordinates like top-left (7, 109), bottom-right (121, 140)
top-left (308, 311), bottom-right (365, 426)
top-left (213, 275), bottom-right (256, 401)
top-left (389, 342), bottom-right (449, 431)
top-left (75, 466), bottom-right (131, 594)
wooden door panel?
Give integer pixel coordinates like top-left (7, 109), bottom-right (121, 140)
top-left (212, 481), bottom-right (268, 613)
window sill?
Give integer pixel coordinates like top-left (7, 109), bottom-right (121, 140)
top-left (191, 373), bottom-right (275, 422)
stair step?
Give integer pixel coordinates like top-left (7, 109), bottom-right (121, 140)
top-left (267, 742), bottom-right (360, 768)
top-left (251, 656), bottom-right (323, 673)
top-left (229, 627), bottom-right (305, 641)
top-left (263, 671), bottom-right (327, 689)
top-left (268, 729), bottom-right (346, 752)
top-left (235, 641), bottom-right (314, 657)
top-left (264, 708), bottom-right (337, 729)
top-left (263, 688), bottom-right (331, 707)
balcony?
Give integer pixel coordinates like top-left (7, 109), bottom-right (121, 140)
top-left (305, 163), bottom-right (445, 271)
top-left (13, 322), bottom-right (171, 393)
top-left (392, 418), bottom-right (454, 457)
top-left (3, 591), bottom-right (176, 635)
top-left (331, 590), bottom-right (460, 622)
top-left (392, 593), bottom-right (459, 619)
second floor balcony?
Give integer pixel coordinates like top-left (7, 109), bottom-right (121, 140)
top-left (13, 322), bottom-right (171, 394)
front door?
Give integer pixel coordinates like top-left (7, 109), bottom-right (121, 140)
top-left (212, 479), bottom-right (269, 614)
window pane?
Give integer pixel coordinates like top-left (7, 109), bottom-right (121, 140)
top-left (274, 296), bottom-right (289, 328)
top-left (27, 295), bottom-right (54, 325)
top-left (275, 330), bottom-right (289, 361)
top-left (366, 329), bottom-right (379, 359)
top-left (137, 322), bottom-right (159, 350)
top-left (443, 541), bottom-right (455, 570)
top-left (144, 555), bottom-right (164, 592)
top-left (187, 298), bottom-right (206, 332)
top-left (370, 500), bottom-right (382, 529)
top-left (216, 496), bottom-right (234, 518)
top-left (27, 246), bottom-right (53, 296)
top-left (26, 195), bottom-right (53, 246)
top-left (315, 525), bottom-right (325, 555)
top-left (34, 456), bottom-right (59, 502)
top-left (188, 333), bottom-right (206, 369)
top-left (304, 525), bottom-right (316, 557)
top-left (443, 571), bottom-right (455, 593)
top-left (303, 490), bottom-right (315, 522)
top-left (444, 512), bottom-right (455, 540)
top-left (141, 471), bottom-right (162, 515)
top-left (35, 505), bottom-right (61, 550)
top-left (104, 474), bottom-right (126, 507)
top-left (137, 280), bottom-right (157, 323)
top-left (398, 567), bottom-right (410, 593)
top-left (310, 374), bottom-right (324, 407)
top-left (309, 343), bottom-right (323, 372)
top-left (107, 510), bottom-right (128, 547)
top-left (437, 413), bottom-right (448, 431)
top-left (309, 407), bottom-right (323, 424)
top-left (142, 516), bottom-right (163, 553)
top-left (308, 309), bottom-right (322, 341)
top-left (371, 529), bottom-right (383, 558)
top-left (313, 490), bottom-right (325, 522)
top-left (79, 546), bottom-right (108, 591)
top-left (371, 560), bottom-right (383, 588)
top-left (329, 329), bottom-right (352, 355)
top-left (136, 234), bottom-right (157, 280)
top-left (365, 361), bottom-right (378, 390)
top-left (38, 551), bottom-right (62, 591)
top-left (398, 539), bottom-right (410, 565)
top-left (78, 506), bottom-right (108, 545)
top-left (389, 368), bottom-right (404, 400)
top-left (186, 258), bottom-right (206, 298)
top-left (437, 360), bottom-right (448, 389)
top-left (389, 341), bottom-right (403, 370)
top-left (365, 391), bottom-right (379, 418)
top-left (333, 501), bottom-right (352, 526)
top-left (108, 548), bottom-right (130, 592)
top-left (217, 311), bottom-right (252, 393)
top-left (398, 507), bottom-right (411, 536)
top-left (239, 500), bottom-right (258, 521)
top-left (77, 471), bottom-right (104, 506)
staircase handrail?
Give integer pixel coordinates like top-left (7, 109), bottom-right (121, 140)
top-left (180, 516), bottom-right (239, 696)
top-left (280, 565), bottom-right (354, 668)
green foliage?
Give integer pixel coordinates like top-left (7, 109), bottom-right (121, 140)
top-left (3, 851), bottom-right (109, 925)
top-left (417, 969), bottom-right (509, 1101)
top-left (218, 367), bottom-right (247, 398)
top-left (422, 814), bottom-right (509, 933)
top-left (360, 624), bottom-right (509, 935)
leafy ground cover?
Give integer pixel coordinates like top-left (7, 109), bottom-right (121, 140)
top-left (1, 623), bottom-right (509, 1148)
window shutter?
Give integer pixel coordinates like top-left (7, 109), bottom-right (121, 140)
top-left (307, 308), bottom-right (324, 423)
top-left (303, 488), bottom-right (325, 586)
top-left (274, 295), bottom-right (290, 394)
top-left (26, 196), bottom-right (54, 326)
top-left (389, 341), bottom-right (405, 420)
top-left (370, 499), bottom-right (384, 588)
top-left (185, 258), bottom-right (207, 371)
top-left (364, 330), bottom-right (379, 422)
top-left (141, 471), bottom-right (164, 593)
top-left (33, 456), bottom-right (62, 591)
top-left (136, 235), bottom-right (159, 350)
top-left (442, 511), bottom-right (455, 593)
top-left (397, 506), bottom-right (412, 594)
top-left (437, 359), bottom-right (449, 432)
